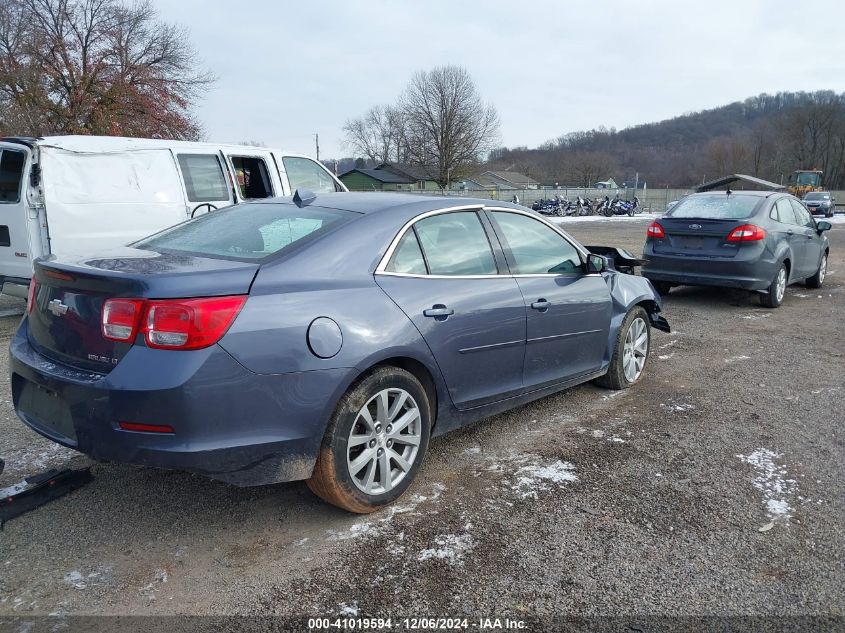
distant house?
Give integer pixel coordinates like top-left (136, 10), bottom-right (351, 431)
top-left (594, 178), bottom-right (619, 190)
top-left (339, 163), bottom-right (439, 191)
top-left (460, 171), bottom-right (539, 191)
top-left (376, 163), bottom-right (440, 190)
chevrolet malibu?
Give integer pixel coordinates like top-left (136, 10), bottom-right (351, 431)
top-left (11, 193), bottom-right (669, 513)
top-left (642, 191), bottom-right (831, 308)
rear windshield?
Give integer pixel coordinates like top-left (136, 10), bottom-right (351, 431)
top-left (135, 202), bottom-right (355, 261)
top-left (804, 192), bottom-right (830, 200)
top-left (668, 195), bottom-right (761, 220)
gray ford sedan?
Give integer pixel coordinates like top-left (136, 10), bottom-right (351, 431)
top-left (11, 193), bottom-right (668, 512)
top-left (643, 191), bottom-right (831, 308)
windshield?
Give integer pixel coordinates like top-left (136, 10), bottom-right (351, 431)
top-left (796, 172), bottom-right (821, 186)
top-left (135, 202), bottom-right (356, 261)
top-left (804, 192), bottom-right (830, 200)
top-left (667, 195), bottom-right (761, 220)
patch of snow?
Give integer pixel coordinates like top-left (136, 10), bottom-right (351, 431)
top-left (509, 460), bottom-right (578, 499)
top-left (737, 449), bottom-right (798, 521)
top-left (463, 446), bottom-right (482, 455)
top-left (725, 355), bottom-right (751, 363)
top-left (658, 353), bottom-right (674, 360)
top-left (591, 429), bottom-right (606, 438)
top-left (658, 339), bottom-right (677, 350)
top-left (338, 602), bottom-right (359, 616)
top-left (64, 571), bottom-right (87, 590)
top-left (417, 531), bottom-right (475, 565)
top-left (608, 436), bottom-right (626, 443)
top-left (0, 480), bottom-right (29, 498)
top-left (549, 212), bottom-right (661, 225)
top-left (660, 403), bottom-right (695, 412)
top-left (741, 313), bottom-right (771, 320)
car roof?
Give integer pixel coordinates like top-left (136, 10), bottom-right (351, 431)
top-left (251, 192), bottom-right (524, 220)
top-left (687, 190), bottom-right (782, 198)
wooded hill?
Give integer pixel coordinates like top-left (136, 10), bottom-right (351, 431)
top-left (486, 91), bottom-right (845, 190)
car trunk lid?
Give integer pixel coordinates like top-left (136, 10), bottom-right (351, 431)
top-left (28, 248), bottom-right (259, 373)
top-left (652, 218), bottom-right (748, 257)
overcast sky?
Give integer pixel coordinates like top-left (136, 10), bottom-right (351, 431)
top-left (156, 0), bottom-right (845, 160)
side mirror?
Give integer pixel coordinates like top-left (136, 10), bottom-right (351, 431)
top-left (586, 253), bottom-right (607, 273)
top-left (816, 221), bottom-right (832, 233)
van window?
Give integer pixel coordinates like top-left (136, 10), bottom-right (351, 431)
top-left (177, 154), bottom-right (231, 202)
top-left (0, 149), bottom-right (25, 203)
top-left (230, 156), bottom-right (272, 199)
top-left (282, 156), bottom-right (339, 193)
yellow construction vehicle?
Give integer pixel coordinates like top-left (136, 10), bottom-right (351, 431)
top-left (787, 169), bottom-right (823, 197)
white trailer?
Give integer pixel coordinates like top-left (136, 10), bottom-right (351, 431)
top-left (0, 135), bottom-right (346, 297)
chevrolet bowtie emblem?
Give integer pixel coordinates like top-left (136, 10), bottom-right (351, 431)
top-left (47, 299), bottom-right (69, 316)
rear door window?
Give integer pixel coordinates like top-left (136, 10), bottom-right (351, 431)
top-left (669, 195), bottom-right (760, 219)
top-left (790, 199), bottom-right (815, 228)
top-left (412, 211), bottom-right (497, 276)
top-left (176, 154), bottom-right (231, 202)
top-left (386, 230), bottom-right (428, 275)
top-left (0, 149), bottom-right (26, 203)
top-left (230, 156), bottom-right (273, 199)
top-left (775, 199), bottom-right (798, 225)
top-left (282, 156), bottom-right (340, 193)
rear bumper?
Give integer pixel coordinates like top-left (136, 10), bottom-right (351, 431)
top-left (642, 248), bottom-right (776, 292)
top-left (9, 318), bottom-right (357, 486)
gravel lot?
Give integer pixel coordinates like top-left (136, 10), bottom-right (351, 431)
top-left (0, 217), bottom-right (843, 622)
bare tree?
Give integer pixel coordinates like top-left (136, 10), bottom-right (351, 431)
top-left (342, 104), bottom-right (406, 164)
top-left (0, 0), bottom-right (214, 139)
top-left (400, 66), bottom-right (499, 187)
top-left (567, 150), bottom-right (616, 188)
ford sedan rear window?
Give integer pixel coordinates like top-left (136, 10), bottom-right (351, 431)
top-left (135, 202), bottom-right (355, 261)
top-left (668, 195), bottom-right (761, 220)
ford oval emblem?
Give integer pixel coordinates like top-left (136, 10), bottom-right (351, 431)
top-left (689, 223), bottom-right (702, 230)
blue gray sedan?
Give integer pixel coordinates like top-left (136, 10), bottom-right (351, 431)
top-left (11, 193), bottom-right (668, 512)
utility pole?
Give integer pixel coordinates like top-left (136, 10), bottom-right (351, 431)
top-left (314, 133), bottom-right (320, 161)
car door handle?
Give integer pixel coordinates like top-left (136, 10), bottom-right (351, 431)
top-left (530, 299), bottom-right (551, 311)
top-left (423, 305), bottom-right (454, 318)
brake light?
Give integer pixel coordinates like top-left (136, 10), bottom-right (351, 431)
top-left (727, 224), bottom-right (766, 242)
top-left (101, 296), bottom-right (246, 350)
top-left (102, 299), bottom-right (143, 341)
top-left (647, 221), bottom-right (665, 238)
top-left (119, 422), bottom-right (175, 434)
top-left (26, 277), bottom-right (38, 314)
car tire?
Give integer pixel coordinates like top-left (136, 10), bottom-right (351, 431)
top-left (760, 263), bottom-right (788, 308)
top-left (651, 281), bottom-right (672, 296)
top-left (595, 306), bottom-right (650, 391)
top-left (307, 366), bottom-right (431, 513)
top-left (806, 253), bottom-right (827, 289)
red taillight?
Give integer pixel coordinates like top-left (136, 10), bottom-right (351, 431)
top-left (102, 296), bottom-right (246, 350)
top-left (102, 299), bottom-right (143, 342)
top-left (26, 277), bottom-right (38, 314)
top-left (647, 221), bottom-right (665, 238)
top-left (118, 422), bottom-right (175, 434)
top-left (727, 224), bottom-right (766, 242)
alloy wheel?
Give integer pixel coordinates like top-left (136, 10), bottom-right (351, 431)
top-left (346, 388), bottom-right (422, 495)
top-left (819, 256), bottom-right (827, 284)
top-left (776, 267), bottom-right (787, 303)
top-left (622, 317), bottom-right (648, 383)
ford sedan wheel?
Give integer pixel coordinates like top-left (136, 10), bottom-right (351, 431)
top-left (622, 317), bottom-right (648, 383)
top-left (806, 254), bottom-right (827, 289)
top-left (307, 366), bottom-right (431, 513)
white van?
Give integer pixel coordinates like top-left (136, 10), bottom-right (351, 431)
top-left (0, 135), bottom-right (347, 297)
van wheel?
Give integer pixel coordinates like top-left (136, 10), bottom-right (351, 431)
top-left (307, 367), bottom-right (431, 513)
top-left (760, 264), bottom-right (787, 308)
top-left (595, 306), bottom-right (650, 390)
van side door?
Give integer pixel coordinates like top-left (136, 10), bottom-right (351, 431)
top-left (276, 155), bottom-right (346, 194)
top-left (223, 150), bottom-right (280, 202)
top-left (0, 143), bottom-right (39, 290)
top-left (173, 152), bottom-right (235, 218)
